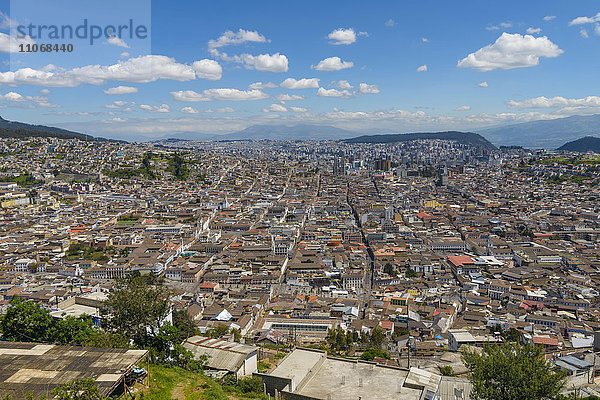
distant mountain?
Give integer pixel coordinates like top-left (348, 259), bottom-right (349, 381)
top-left (344, 131), bottom-right (496, 150)
top-left (557, 136), bottom-right (600, 153)
top-left (212, 124), bottom-right (361, 141)
top-left (477, 114), bottom-right (600, 149)
top-left (0, 115), bottom-right (118, 142)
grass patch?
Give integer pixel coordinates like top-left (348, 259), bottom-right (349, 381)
top-left (139, 365), bottom-right (266, 400)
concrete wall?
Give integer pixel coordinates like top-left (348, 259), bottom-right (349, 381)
top-left (281, 391), bottom-right (320, 400)
top-left (254, 372), bottom-right (291, 396)
top-left (294, 353), bottom-right (326, 392)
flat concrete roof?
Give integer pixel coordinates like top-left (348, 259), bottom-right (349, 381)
top-left (0, 342), bottom-right (147, 399)
top-left (270, 349), bottom-right (419, 400)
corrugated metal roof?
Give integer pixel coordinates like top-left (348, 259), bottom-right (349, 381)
top-left (183, 336), bottom-right (257, 373)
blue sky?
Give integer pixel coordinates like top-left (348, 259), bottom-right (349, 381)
top-left (0, 0), bottom-right (599, 140)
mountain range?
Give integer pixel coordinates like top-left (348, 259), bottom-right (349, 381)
top-left (557, 136), bottom-right (600, 153)
top-left (0, 116), bottom-right (115, 142)
top-left (344, 131), bottom-right (496, 150)
top-left (476, 114), bottom-right (600, 149)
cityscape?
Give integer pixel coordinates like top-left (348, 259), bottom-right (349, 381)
top-left (1, 1), bottom-right (600, 400)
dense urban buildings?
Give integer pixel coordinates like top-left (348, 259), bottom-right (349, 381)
top-left (0, 135), bottom-right (599, 398)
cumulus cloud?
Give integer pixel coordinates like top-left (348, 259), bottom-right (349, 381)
top-left (507, 95), bottom-right (600, 109)
top-left (0, 55), bottom-right (219, 87)
top-left (421, 37), bottom-right (430, 43)
top-left (317, 87), bottom-right (352, 97)
top-left (208, 29), bottom-right (288, 72)
top-left (208, 29), bottom-right (268, 51)
top-left (280, 78), bottom-right (320, 89)
top-left (192, 59), bottom-right (223, 80)
top-left (140, 104), bottom-right (170, 113)
top-left (0, 32), bottom-right (35, 53)
top-left (456, 105), bottom-right (471, 111)
top-left (181, 106), bottom-right (199, 114)
top-left (479, 81), bottom-right (489, 88)
top-left (277, 94), bottom-right (303, 101)
top-left (526, 27), bottom-right (542, 34)
top-left (384, 19), bottom-right (396, 27)
top-left (543, 16), bottom-right (556, 22)
top-left (1, 91), bottom-right (53, 107)
top-left (104, 86), bottom-right (138, 95)
top-left (249, 82), bottom-right (277, 90)
top-left (416, 64), bottom-right (428, 72)
top-left (327, 28), bottom-right (357, 45)
top-left (580, 29), bottom-right (590, 39)
top-left (263, 103), bottom-right (287, 112)
top-left (238, 53), bottom-right (288, 72)
top-left (569, 12), bottom-right (600, 25)
top-left (289, 106), bottom-right (307, 113)
top-left (312, 56), bottom-right (353, 71)
top-left (337, 80), bottom-right (353, 89)
top-left (457, 33), bottom-right (563, 71)
top-left (358, 83), bottom-right (380, 94)
top-left (171, 88), bottom-right (269, 102)
top-left (107, 36), bottom-right (130, 48)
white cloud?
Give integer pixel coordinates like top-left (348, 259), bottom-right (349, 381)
top-left (192, 59), bottom-right (223, 80)
top-left (479, 81), bottom-right (489, 88)
top-left (327, 28), bottom-right (357, 45)
top-left (507, 95), bottom-right (600, 109)
top-left (249, 81), bottom-right (277, 90)
top-left (543, 15), bottom-right (556, 22)
top-left (106, 100), bottom-right (134, 111)
top-left (107, 36), bottom-right (129, 48)
top-left (569, 12), bottom-right (600, 26)
top-left (416, 64), bottom-right (428, 72)
top-left (289, 106), bottom-right (307, 113)
top-left (140, 104), bottom-right (170, 113)
top-left (208, 29), bottom-right (287, 72)
top-left (526, 27), bottom-right (542, 34)
top-left (312, 56), bottom-right (353, 71)
top-left (40, 89), bottom-right (50, 94)
top-left (120, 52), bottom-right (130, 58)
top-left (171, 88), bottom-right (269, 102)
top-left (337, 80), bottom-right (353, 89)
top-left (277, 94), bottom-right (303, 101)
top-left (580, 28), bottom-right (590, 39)
top-left (280, 78), bottom-right (320, 89)
top-left (385, 19), bottom-right (396, 27)
top-left (208, 29), bottom-right (268, 51)
top-left (359, 83), bottom-right (380, 94)
top-left (238, 53), bottom-right (288, 72)
top-left (1, 91), bottom-right (53, 107)
top-left (596, 24), bottom-right (600, 36)
top-left (0, 55), bottom-right (205, 87)
top-left (457, 33), bottom-right (563, 71)
top-left (317, 87), bottom-right (352, 97)
top-left (104, 86), bottom-right (138, 95)
top-left (486, 21), bottom-right (513, 31)
top-left (263, 103), bottom-right (287, 112)
top-left (181, 106), bottom-right (199, 114)
top-left (0, 32), bottom-right (35, 53)
top-left (456, 105), bottom-right (471, 111)
top-left (421, 37), bottom-right (430, 43)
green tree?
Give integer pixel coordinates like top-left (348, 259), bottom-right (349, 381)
top-left (360, 348), bottom-right (390, 361)
top-left (0, 298), bottom-right (54, 342)
top-left (439, 365), bottom-right (454, 376)
top-left (383, 263), bottom-right (395, 276)
top-left (462, 342), bottom-right (566, 400)
top-left (50, 315), bottom-right (96, 345)
top-left (172, 308), bottom-right (198, 341)
top-left (102, 274), bottom-right (171, 347)
top-left (83, 331), bottom-right (131, 349)
top-left (206, 324), bottom-right (231, 339)
top-left (369, 326), bottom-right (386, 348)
top-left (51, 378), bottom-right (104, 400)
